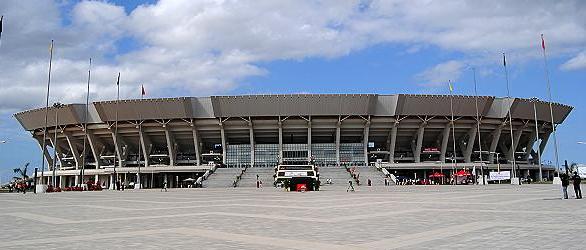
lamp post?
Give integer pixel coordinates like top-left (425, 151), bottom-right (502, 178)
top-left (51, 102), bottom-right (63, 187)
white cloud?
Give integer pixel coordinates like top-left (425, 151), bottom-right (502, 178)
top-left (416, 60), bottom-right (464, 87)
top-left (0, 0), bottom-right (585, 113)
top-left (560, 51), bottom-right (586, 71)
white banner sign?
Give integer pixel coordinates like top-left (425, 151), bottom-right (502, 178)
top-left (489, 171), bottom-right (511, 181)
top-left (284, 171), bottom-right (307, 177)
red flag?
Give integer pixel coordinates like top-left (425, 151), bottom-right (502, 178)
top-left (541, 34), bottom-right (545, 50)
top-left (141, 85), bottom-right (145, 96)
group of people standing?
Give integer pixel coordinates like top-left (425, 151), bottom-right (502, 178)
top-left (560, 172), bottom-right (582, 199)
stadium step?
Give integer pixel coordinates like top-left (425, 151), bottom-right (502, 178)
top-left (204, 168), bottom-right (242, 188)
top-left (238, 167), bottom-right (275, 188)
top-left (352, 166), bottom-right (390, 186)
top-left (318, 166), bottom-right (353, 187)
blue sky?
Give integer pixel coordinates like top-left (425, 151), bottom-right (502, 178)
top-left (0, 0), bottom-right (585, 181)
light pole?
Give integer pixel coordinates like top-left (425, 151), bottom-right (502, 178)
top-left (51, 102), bottom-right (63, 187)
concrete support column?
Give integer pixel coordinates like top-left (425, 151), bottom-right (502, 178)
top-left (440, 122), bottom-right (451, 163)
top-left (110, 131), bottom-right (125, 168)
top-left (278, 120), bottom-right (283, 164)
top-left (335, 120), bottom-right (341, 166)
top-left (63, 132), bottom-right (82, 170)
top-left (488, 126), bottom-right (503, 163)
top-left (191, 126), bottom-right (201, 166)
top-left (74, 175), bottom-right (79, 186)
top-left (49, 138), bottom-right (64, 170)
top-left (363, 121), bottom-right (370, 166)
top-left (164, 127), bottom-right (176, 166)
top-left (138, 128), bottom-right (151, 167)
top-left (523, 130), bottom-right (537, 161)
top-left (307, 117), bottom-right (312, 162)
top-left (249, 120), bottom-right (255, 167)
top-left (464, 125), bottom-right (478, 163)
top-left (34, 135), bottom-right (54, 168)
top-left (220, 122), bottom-right (226, 164)
top-left (60, 176), bottom-right (64, 188)
top-left (538, 131), bottom-right (551, 157)
top-left (86, 132), bottom-right (101, 169)
top-left (414, 125), bottom-right (425, 163)
top-left (506, 127), bottom-right (523, 163)
top-left (389, 123), bottom-right (398, 163)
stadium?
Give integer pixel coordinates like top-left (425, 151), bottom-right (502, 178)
top-left (14, 94), bottom-right (572, 189)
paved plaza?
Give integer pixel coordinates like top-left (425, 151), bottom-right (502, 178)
top-left (1, 184), bottom-right (585, 249)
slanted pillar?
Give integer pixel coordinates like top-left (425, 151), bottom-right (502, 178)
top-left (464, 125), bottom-right (478, 163)
top-left (414, 124), bottom-right (425, 163)
top-left (86, 132), bottom-right (102, 169)
top-left (34, 135), bottom-right (54, 168)
top-left (138, 127), bottom-right (151, 167)
top-left (506, 127), bottom-right (524, 163)
top-left (49, 137), bottom-right (64, 170)
top-left (191, 125), bottom-right (201, 166)
top-left (488, 125), bottom-right (503, 163)
top-left (220, 121), bottom-right (226, 164)
top-left (335, 120), bottom-right (341, 166)
top-left (389, 123), bottom-right (398, 163)
top-left (538, 131), bottom-right (551, 157)
top-left (523, 130), bottom-right (537, 161)
top-left (278, 119), bottom-right (283, 164)
top-left (63, 132), bottom-right (82, 170)
top-left (110, 131), bottom-right (124, 168)
top-left (440, 122), bottom-right (451, 163)
top-left (164, 127), bottom-right (176, 166)
top-left (363, 120), bottom-right (370, 166)
top-left (249, 120), bottom-right (254, 167)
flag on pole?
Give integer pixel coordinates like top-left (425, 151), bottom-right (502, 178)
top-left (0, 16), bottom-right (3, 35)
top-left (141, 84), bottom-right (145, 96)
top-left (503, 53), bottom-right (506, 67)
top-left (49, 40), bottom-right (54, 54)
top-left (116, 72), bottom-right (120, 86)
top-left (449, 81), bottom-right (454, 92)
top-left (541, 34), bottom-right (546, 50)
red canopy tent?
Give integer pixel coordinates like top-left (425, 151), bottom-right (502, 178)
top-left (428, 172), bottom-right (445, 178)
top-left (455, 170), bottom-right (471, 177)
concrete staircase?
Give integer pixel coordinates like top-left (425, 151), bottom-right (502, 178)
top-left (354, 166), bottom-right (388, 186)
top-left (238, 167), bottom-right (275, 188)
top-left (318, 166), bottom-right (352, 187)
top-left (204, 168), bottom-right (242, 188)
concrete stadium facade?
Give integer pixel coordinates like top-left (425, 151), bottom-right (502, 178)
top-left (15, 94), bottom-right (572, 188)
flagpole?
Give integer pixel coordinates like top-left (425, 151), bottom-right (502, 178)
top-left (449, 80), bottom-right (457, 185)
top-left (80, 58), bottom-right (91, 186)
top-left (40, 40), bottom-right (54, 186)
top-left (114, 73), bottom-right (120, 190)
top-left (472, 68), bottom-right (485, 185)
top-left (532, 98), bottom-right (542, 181)
top-left (540, 34), bottom-right (560, 176)
top-left (503, 52), bottom-right (518, 183)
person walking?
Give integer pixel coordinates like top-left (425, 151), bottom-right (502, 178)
top-left (162, 180), bottom-right (168, 192)
top-left (561, 173), bottom-right (570, 199)
top-left (572, 172), bottom-right (582, 199)
top-left (347, 179), bottom-right (355, 192)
